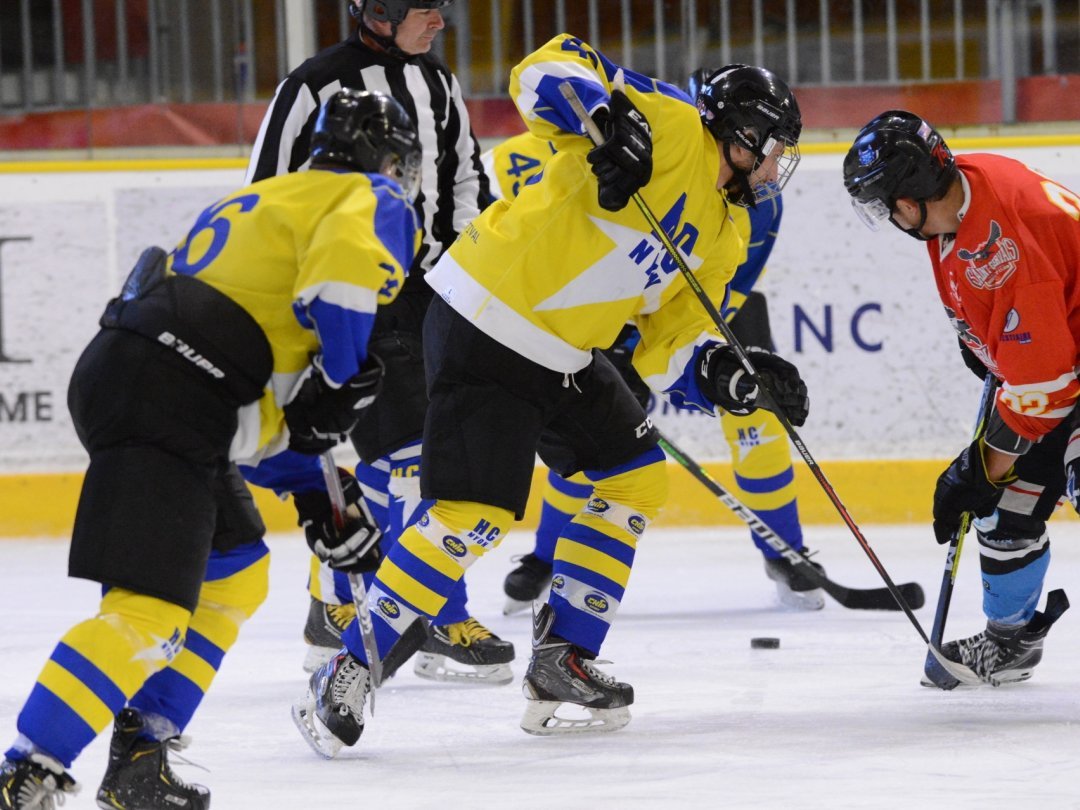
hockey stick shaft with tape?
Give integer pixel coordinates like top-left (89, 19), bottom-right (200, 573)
top-left (320, 451), bottom-right (384, 695)
top-left (922, 374), bottom-right (999, 689)
top-left (658, 431), bottom-right (925, 611)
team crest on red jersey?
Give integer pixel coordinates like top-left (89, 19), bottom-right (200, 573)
top-left (957, 220), bottom-right (1020, 289)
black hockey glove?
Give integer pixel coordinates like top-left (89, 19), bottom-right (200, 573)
top-left (932, 438), bottom-right (1015, 544)
top-left (697, 344), bottom-right (809, 427)
top-left (958, 338), bottom-right (989, 381)
top-left (602, 335), bottom-right (651, 409)
top-left (586, 89), bottom-right (653, 212)
top-left (293, 468), bottom-right (383, 573)
top-left (284, 353), bottom-right (385, 455)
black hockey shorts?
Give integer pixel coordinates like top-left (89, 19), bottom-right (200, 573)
top-left (978, 416), bottom-right (1071, 543)
top-left (351, 285), bottom-right (431, 463)
top-left (729, 290), bottom-right (775, 351)
top-left (66, 330), bottom-right (265, 612)
top-left (420, 295), bottom-right (659, 519)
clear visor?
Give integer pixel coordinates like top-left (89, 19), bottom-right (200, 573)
top-left (380, 151), bottom-right (423, 203)
top-left (850, 196), bottom-right (892, 231)
top-left (749, 137), bottom-right (800, 204)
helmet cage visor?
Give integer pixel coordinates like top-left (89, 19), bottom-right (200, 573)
top-left (733, 127), bottom-right (801, 205)
top-left (380, 149), bottom-right (422, 202)
top-left (750, 135), bottom-right (800, 203)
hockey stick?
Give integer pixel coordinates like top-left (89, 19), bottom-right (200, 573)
top-left (559, 77), bottom-right (979, 685)
top-left (658, 431), bottom-right (925, 610)
top-left (922, 375), bottom-right (998, 689)
top-left (319, 452), bottom-right (384, 698)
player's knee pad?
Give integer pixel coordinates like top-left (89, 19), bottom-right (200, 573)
top-left (404, 500), bottom-right (515, 574)
top-left (81, 589), bottom-right (191, 688)
top-left (974, 510), bottom-right (1051, 573)
top-left (373, 501), bottom-right (512, 619)
top-left (590, 449), bottom-right (668, 518)
top-left (200, 540), bottom-right (271, 625)
top-left (721, 409), bottom-right (793, 483)
top-left (586, 449), bottom-right (669, 530)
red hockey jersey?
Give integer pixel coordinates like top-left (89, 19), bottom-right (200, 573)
top-left (930, 153), bottom-right (1080, 441)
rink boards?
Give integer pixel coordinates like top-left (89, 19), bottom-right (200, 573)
top-left (2, 140), bottom-right (1079, 535)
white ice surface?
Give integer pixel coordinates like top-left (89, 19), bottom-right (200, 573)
top-left (2, 524), bottom-right (1079, 809)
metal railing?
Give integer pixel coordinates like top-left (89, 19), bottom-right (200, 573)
top-left (1, 1), bottom-right (1077, 121)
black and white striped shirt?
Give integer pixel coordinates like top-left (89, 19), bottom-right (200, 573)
top-left (245, 28), bottom-right (491, 280)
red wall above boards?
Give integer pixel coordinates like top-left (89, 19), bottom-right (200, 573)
top-left (2, 76), bottom-right (1078, 151)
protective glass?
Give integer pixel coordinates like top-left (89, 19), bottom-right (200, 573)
top-left (849, 196), bottom-right (892, 231)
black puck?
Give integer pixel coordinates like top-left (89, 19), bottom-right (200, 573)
top-left (750, 637), bottom-right (780, 649)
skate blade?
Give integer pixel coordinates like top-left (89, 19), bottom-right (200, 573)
top-left (774, 582), bottom-right (825, 611)
top-left (920, 674), bottom-right (972, 689)
top-left (291, 700), bottom-right (344, 759)
top-left (920, 668), bottom-right (1032, 688)
top-left (414, 653), bottom-right (514, 686)
top-left (988, 668), bottom-right (1035, 687)
top-left (520, 699), bottom-right (630, 736)
top-left (302, 644), bottom-right (337, 674)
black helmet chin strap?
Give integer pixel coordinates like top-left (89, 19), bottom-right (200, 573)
top-left (355, 5), bottom-right (419, 62)
top-left (722, 141), bottom-right (757, 208)
top-left (888, 201), bottom-right (933, 241)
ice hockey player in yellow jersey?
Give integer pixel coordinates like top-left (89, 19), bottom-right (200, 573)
top-left (491, 69), bottom-right (829, 616)
top-left (293, 35), bottom-right (807, 753)
top-left (0, 89), bottom-right (420, 810)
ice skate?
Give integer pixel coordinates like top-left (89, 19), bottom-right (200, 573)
top-left (292, 650), bottom-right (371, 759)
top-left (414, 618), bottom-right (515, 684)
top-left (503, 554), bottom-right (553, 615)
top-left (937, 589), bottom-right (1070, 687)
top-left (302, 597), bottom-right (357, 673)
top-left (95, 707), bottom-right (209, 810)
top-left (0, 753), bottom-right (77, 810)
top-left (520, 604), bottom-right (633, 735)
top-left (763, 549), bottom-right (826, 610)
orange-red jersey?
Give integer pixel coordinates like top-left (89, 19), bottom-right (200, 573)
top-left (929, 153), bottom-right (1080, 442)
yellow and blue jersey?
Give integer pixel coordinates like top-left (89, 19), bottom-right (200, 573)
top-left (167, 167), bottom-right (420, 474)
top-left (484, 131), bottom-right (784, 324)
top-left (427, 34), bottom-right (744, 412)
top-left (481, 131), bottom-right (558, 201)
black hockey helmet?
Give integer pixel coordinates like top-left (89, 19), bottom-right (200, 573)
top-left (350, 0), bottom-right (455, 26)
top-left (311, 89), bottom-right (422, 201)
top-left (843, 110), bottom-right (957, 238)
top-left (696, 64), bottom-right (802, 206)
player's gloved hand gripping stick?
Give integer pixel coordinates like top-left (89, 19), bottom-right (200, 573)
top-left (559, 75), bottom-right (980, 686)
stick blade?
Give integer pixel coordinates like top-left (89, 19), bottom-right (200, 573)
top-left (922, 650), bottom-right (961, 690)
top-left (823, 580), bottom-right (925, 611)
top-left (924, 644), bottom-right (982, 687)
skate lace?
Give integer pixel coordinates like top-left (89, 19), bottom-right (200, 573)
top-left (163, 736), bottom-right (210, 781)
top-left (16, 777), bottom-right (64, 809)
top-left (15, 756), bottom-right (79, 808)
top-left (447, 618), bottom-right (494, 648)
top-left (326, 603), bottom-right (357, 632)
top-left (331, 656), bottom-right (369, 705)
top-left (956, 632), bottom-right (1003, 679)
top-left (579, 657), bottom-right (619, 687)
